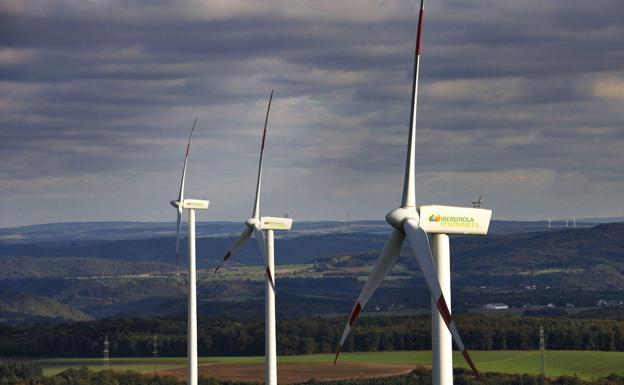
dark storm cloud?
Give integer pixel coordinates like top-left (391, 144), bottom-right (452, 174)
top-left (1, 0), bottom-right (623, 226)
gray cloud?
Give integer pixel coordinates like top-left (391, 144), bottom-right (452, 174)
top-left (1, 0), bottom-right (623, 226)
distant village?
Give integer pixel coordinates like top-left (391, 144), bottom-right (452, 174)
top-left (369, 299), bottom-right (624, 313)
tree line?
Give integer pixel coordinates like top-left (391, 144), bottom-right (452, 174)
top-left (2, 364), bottom-right (624, 385)
top-left (1, 315), bottom-right (624, 357)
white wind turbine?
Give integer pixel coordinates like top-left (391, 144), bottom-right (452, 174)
top-left (169, 118), bottom-right (209, 385)
top-left (214, 90), bottom-right (292, 385)
top-left (334, 0), bottom-right (492, 383)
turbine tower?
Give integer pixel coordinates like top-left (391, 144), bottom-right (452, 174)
top-left (334, 1), bottom-right (492, 384)
top-left (170, 118), bottom-right (209, 385)
top-left (215, 90), bottom-right (292, 385)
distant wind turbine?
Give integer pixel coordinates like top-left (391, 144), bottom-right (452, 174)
top-left (173, 117), bottom-right (197, 284)
top-left (169, 118), bottom-right (209, 385)
top-left (214, 90), bottom-right (292, 385)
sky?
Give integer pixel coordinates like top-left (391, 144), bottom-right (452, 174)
top-left (1, 0), bottom-right (623, 227)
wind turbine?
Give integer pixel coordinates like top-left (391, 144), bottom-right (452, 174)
top-left (170, 118), bottom-right (209, 385)
top-left (334, 0), bottom-right (492, 383)
top-left (214, 90), bottom-right (292, 385)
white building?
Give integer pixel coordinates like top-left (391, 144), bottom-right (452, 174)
top-left (482, 303), bottom-right (509, 310)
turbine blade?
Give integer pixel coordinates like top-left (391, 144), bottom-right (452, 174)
top-left (252, 224), bottom-right (276, 293)
top-left (252, 90), bottom-right (274, 219)
top-left (178, 117), bottom-right (198, 202)
top-left (401, 0), bottom-right (425, 208)
top-left (214, 226), bottom-right (253, 273)
top-left (334, 228), bottom-right (405, 364)
top-left (403, 218), bottom-right (479, 377)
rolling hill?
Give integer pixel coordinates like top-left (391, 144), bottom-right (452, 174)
top-left (0, 290), bottom-right (92, 322)
top-left (0, 221), bottom-right (622, 321)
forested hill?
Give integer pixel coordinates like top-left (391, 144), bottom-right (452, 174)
top-left (316, 222), bottom-right (624, 295)
top-left (0, 222), bottom-right (622, 322)
top-left (0, 231), bottom-right (389, 266)
top-left (0, 290), bottom-right (91, 322)
top-left (451, 222), bottom-right (624, 273)
top-left (314, 222), bottom-right (624, 274)
top-left (1, 222), bottom-right (622, 271)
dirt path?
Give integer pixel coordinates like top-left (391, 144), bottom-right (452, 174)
top-left (158, 362), bottom-right (418, 383)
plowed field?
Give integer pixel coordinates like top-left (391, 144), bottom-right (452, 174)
top-left (157, 362), bottom-right (418, 383)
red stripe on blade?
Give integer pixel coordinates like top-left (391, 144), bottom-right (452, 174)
top-left (349, 302), bottom-right (362, 326)
top-left (185, 143), bottom-right (190, 157)
top-left (462, 348), bottom-right (479, 378)
top-left (261, 129), bottom-right (267, 150)
top-left (436, 296), bottom-right (453, 326)
top-left (266, 267), bottom-right (275, 286)
top-left (223, 251), bottom-right (231, 261)
top-left (415, 4), bottom-right (424, 55)
top-left (333, 345), bottom-right (342, 366)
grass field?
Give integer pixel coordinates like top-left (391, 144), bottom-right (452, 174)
top-left (38, 350), bottom-right (624, 380)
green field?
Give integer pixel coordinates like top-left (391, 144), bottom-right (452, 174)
top-left (38, 350), bottom-right (624, 379)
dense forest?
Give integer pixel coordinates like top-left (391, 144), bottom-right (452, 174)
top-left (2, 363), bottom-right (624, 385)
top-left (2, 315), bottom-right (624, 357)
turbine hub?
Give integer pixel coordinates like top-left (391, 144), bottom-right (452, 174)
top-left (385, 207), bottom-right (418, 230)
top-left (170, 200), bottom-right (181, 208)
top-left (245, 217), bottom-right (260, 227)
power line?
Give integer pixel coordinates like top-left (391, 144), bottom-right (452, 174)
top-left (103, 336), bottom-right (110, 369)
top-left (152, 335), bottom-right (159, 358)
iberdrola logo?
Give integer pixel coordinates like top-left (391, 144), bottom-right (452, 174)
top-left (429, 214), bottom-right (441, 222)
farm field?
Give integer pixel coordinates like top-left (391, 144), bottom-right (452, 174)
top-left (38, 350), bottom-right (624, 380)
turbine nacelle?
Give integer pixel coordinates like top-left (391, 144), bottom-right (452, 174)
top-left (418, 205), bottom-right (492, 235)
top-left (246, 216), bottom-right (293, 231)
top-left (179, 199), bottom-right (210, 210)
top-left (385, 207), bottom-right (419, 230)
top-left (385, 205), bottom-right (492, 236)
top-left (260, 216), bottom-right (293, 231)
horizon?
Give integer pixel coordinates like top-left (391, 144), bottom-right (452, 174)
top-left (4, 216), bottom-right (624, 231)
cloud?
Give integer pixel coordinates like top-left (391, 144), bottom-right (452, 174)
top-left (593, 76), bottom-right (624, 101)
top-left (1, 0), bottom-right (623, 226)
